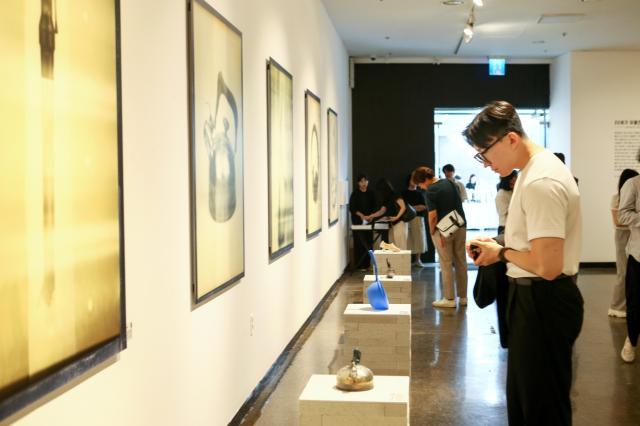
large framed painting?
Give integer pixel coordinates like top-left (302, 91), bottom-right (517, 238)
top-left (327, 108), bottom-right (339, 226)
top-left (305, 90), bottom-right (322, 238)
top-left (267, 59), bottom-right (294, 260)
top-left (188, 0), bottom-right (244, 306)
top-left (0, 0), bottom-right (125, 420)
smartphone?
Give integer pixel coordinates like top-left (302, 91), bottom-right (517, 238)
top-left (470, 244), bottom-right (480, 260)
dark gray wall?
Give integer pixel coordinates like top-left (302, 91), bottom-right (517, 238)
top-left (352, 63), bottom-right (550, 191)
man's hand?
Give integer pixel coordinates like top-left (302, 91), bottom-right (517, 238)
top-left (466, 238), bottom-right (500, 266)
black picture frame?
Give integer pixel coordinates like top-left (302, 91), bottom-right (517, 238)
top-left (267, 58), bottom-right (294, 260)
top-left (187, 0), bottom-right (245, 307)
top-left (0, 1), bottom-right (126, 420)
top-left (305, 90), bottom-right (322, 239)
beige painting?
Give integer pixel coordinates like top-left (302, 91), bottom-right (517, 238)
top-left (190, 0), bottom-right (244, 304)
top-left (267, 60), bottom-right (294, 259)
top-left (305, 91), bottom-right (321, 237)
top-left (0, 0), bottom-right (122, 407)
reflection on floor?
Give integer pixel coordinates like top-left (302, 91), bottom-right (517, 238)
top-left (247, 267), bottom-right (640, 425)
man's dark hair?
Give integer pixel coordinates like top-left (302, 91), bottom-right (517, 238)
top-left (356, 173), bottom-right (368, 182)
top-left (497, 170), bottom-right (518, 191)
top-left (442, 164), bottom-right (455, 173)
top-left (412, 166), bottom-right (435, 184)
top-left (619, 168), bottom-right (639, 194)
top-left (462, 100), bottom-right (527, 149)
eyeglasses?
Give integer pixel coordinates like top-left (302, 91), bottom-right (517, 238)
top-left (473, 132), bottom-right (510, 164)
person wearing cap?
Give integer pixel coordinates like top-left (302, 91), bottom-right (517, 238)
top-left (463, 101), bottom-right (583, 425)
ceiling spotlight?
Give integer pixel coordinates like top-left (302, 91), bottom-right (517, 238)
top-left (442, 0), bottom-right (465, 5)
top-left (463, 23), bottom-right (474, 43)
top-left (473, 0), bottom-right (484, 6)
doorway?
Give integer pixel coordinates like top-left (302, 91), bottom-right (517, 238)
top-left (433, 108), bottom-right (549, 251)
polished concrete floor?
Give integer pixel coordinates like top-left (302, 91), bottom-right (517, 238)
top-left (247, 267), bottom-right (640, 425)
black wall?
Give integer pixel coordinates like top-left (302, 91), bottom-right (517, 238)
top-left (352, 63), bottom-right (550, 191)
top-left (352, 63), bottom-right (549, 261)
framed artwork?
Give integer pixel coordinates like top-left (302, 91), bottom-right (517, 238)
top-left (0, 0), bottom-right (125, 420)
top-left (188, 0), bottom-right (244, 306)
top-left (327, 108), bottom-right (339, 226)
top-left (267, 59), bottom-right (294, 260)
top-left (305, 90), bottom-right (322, 238)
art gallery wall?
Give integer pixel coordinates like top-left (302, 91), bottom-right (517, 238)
top-left (549, 51), bottom-right (640, 263)
top-left (9, 0), bottom-right (350, 425)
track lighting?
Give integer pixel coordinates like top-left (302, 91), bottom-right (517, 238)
top-left (463, 22), bottom-right (474, 43)
top-left (463, 6), bottom-right (475, 43)
top-left (473, 0), bottom-right (484, 6)
top-left (454, 1), bottom-right (478, 54)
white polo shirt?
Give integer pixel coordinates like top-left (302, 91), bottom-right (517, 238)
top-left (504, 150), bottom-right (582, 278)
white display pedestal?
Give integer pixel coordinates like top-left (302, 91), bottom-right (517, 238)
top-left (299, 374), bottom-right (409, 426)
top-left (339, 304), bottom-right (411, 376)
top-left (363, 275), bottom-right (412, 305)
top-left (373, 250), bottom-right (411, 276)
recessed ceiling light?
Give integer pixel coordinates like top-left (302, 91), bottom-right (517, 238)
top-left (442, 1), bottom-right (465, 6)
top-left (532, 40), bottom-right (545, 44)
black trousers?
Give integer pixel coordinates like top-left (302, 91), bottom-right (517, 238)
top-left (626, 255), bottom-right (640, 346)
top-left (506, 276), bottom-right (584, 426)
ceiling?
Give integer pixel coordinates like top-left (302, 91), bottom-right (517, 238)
top-left (320, 0), bottom-right (640, 60)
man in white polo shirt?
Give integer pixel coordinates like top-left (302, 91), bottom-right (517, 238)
top-left (463, 101), bottom-right (584, 425)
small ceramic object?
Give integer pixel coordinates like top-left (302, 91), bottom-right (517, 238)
top-left (336, 348), bottom-right (374, 391)
top-left (385, 259), bottom-right (395, 278)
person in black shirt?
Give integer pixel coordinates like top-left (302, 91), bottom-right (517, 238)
top-left (374, 178), bottom-right (408, 250)
top-left (402, 173), bottom-right (428, 267)
top-left (349, 174), bottom-right (378, 269)
top-left (413, 166), bottom-right (468, 308)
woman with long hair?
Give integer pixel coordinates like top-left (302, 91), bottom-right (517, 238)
top-left (402, 173), bottom-right (428, 266)
top-left (374, 178), bottom-right (408, 250)
top-left (610, 168), bottom-right (639, 318)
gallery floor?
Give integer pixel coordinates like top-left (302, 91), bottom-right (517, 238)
top-left (239, 266), bottom-right (640, 425)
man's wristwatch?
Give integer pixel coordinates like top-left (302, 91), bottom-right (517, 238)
top-left (498, 247), bottom-right (510, 263)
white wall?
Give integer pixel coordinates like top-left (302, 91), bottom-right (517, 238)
top-left (551, 51), bottom-right (640, 262)
top-left (9, 0), bottom-right (350, 425)
top-left (549, 53), bottom-right (571, 163)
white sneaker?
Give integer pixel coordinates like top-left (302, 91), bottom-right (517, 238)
top-left (412, 260), bottom-right (425, 268)
top-left (458, 297), bottom-right (468, 306)
top-left (432, 298), bottom-right (456, 308)
top-left (608, 309), bottom-right (627, 318)
top-left (621, 337), bottom-right (636, 363)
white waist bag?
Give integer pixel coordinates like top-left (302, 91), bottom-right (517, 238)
top-left (436, 210), bottom-right (465, 238)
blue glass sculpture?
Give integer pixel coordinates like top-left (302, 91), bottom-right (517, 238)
top-left (366, 250), bottom-right (389, 310)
